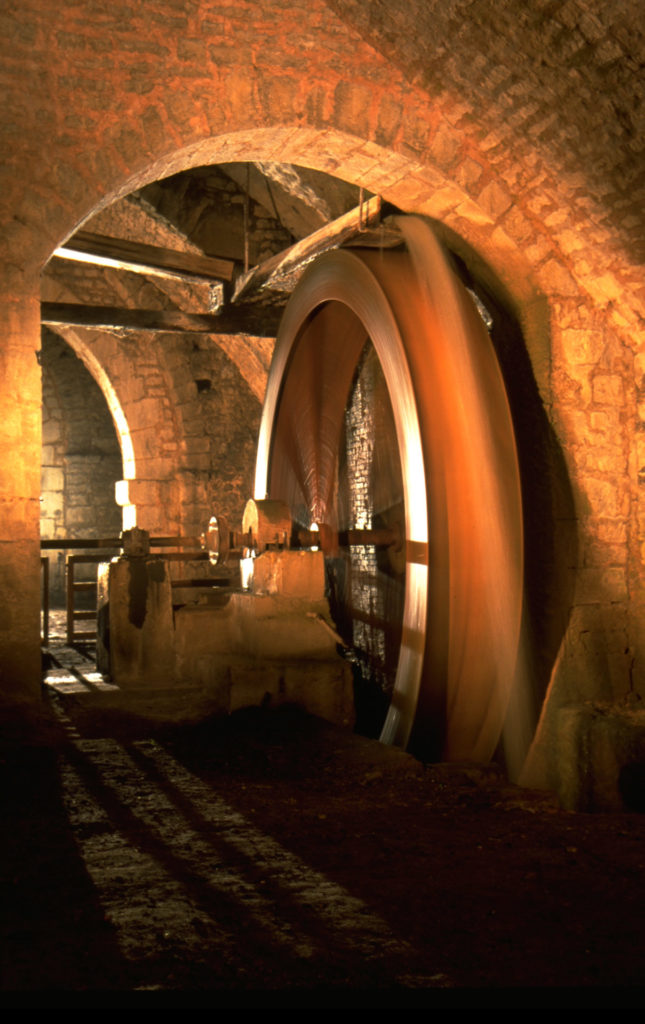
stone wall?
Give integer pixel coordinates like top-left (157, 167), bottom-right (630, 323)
top-left (41, 175), bottom-right (276, 541)
top-left (140, 165), bottom-right (295, 265)
top-left (41, 331), bottom-right (122, 604)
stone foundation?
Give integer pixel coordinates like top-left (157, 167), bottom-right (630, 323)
top-left (553, 703), bottom-right (645, 812)
top-left (98, 550), bottom-right (355, 730)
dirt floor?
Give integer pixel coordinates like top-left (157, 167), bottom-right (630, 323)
top-left (1, 632), bottom-right (645, 1006)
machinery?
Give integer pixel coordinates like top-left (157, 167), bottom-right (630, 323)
top-left (101, 216), bottom-right (526, 771)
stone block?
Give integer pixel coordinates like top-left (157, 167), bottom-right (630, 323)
top-left (173, 598), bottom-right (354, 728)
top-left (554, 228), bottom-right (585, 254)
top-left (424, 185), bottom-right (469, 220)
top-left (99, 556), bottom-right (174, 688)
top-left (500, 204), bottom-right (533, 241)
top-left (40, 492), bottom-right (63, 520)
top-left (228, 664), bottom-right (283, 713)
top-left (126, 479), bottom-right (160, 507)
top-left (584, 477), bottom-right (622, 518)
top-left (283, 662), bottom-right (355, 729)
top-left (41, 418), bottom-right (62, 445)
top-left (583, 538), bottom-right (626, 568)
top-left (537, 259), bottom-right (579, 296)
top-left (592, 519), bottom-right (628, 546)
top-left (174, 601), bottom-right (235, 662)
top-left (555, 704), bottom-right (645, 811)
top-left (428, 123), bottom-right (460, 167)
top-left (579, 445), bottom-right (625, 474)
top-left (375, 93), bottom-right (402, 147)
top-left (40, 466), bottom-right (64, 493)
top-left (251, 549), bottom-right (325, 600)
top-left (592, 374), bottom-right (624, 406)
top-left (477, 180), bottom-right (512, 220)
top-left (227, 594), bottom-right (339, 662)
top-left (589, 410), bottom-right (617, 433)
top-left (455, 196), bottom-right (494, 227)
top-left (576, 565), bottom-right (627, 604)
top-left (589, 272), bottom-right (623, 304)
top-left (561, 327), bottom-right (605, 365)
top-left (0, 497), bottom-right (40, 539)
top-left (454, 156), bottom-right (484, 192)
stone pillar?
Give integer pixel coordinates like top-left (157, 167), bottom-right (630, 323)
top-left (0, 293), bottom-right (42, 708)
top-left (97, 537), bottom-right (174, 689)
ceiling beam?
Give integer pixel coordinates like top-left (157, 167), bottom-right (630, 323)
top-left (41, 302), bottom-right (282, 337)
top-left (52, 231), bottom-right (236, 284)
top-left (232, 195), bottom-right (382, 303)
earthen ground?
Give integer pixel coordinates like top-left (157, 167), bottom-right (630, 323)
top-left (1, 635), bottom-right (645, 1006)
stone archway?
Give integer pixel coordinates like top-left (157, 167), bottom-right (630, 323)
top-left (25, 124), bottom-right (551, 721)
top-left (1, 2), bottom-right (638, 794)
top-left (41, 144), bottom-right (572, 773)
top-left (40, 330), bottom-right (124, 605)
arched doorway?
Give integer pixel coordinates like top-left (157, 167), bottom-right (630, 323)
top-left (40, 154), bottom-right (573, 774)
top-left (40, 330), bottom-right (123, 609)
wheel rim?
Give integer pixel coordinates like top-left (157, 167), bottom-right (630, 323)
top-left (255, 217), bottom-right (523, 763)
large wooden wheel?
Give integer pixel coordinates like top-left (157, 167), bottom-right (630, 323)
top-left (255, 217), bottom-right (524, 763)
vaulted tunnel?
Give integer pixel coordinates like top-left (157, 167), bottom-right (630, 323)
top-left (0, 0), bottom-right (641, 813)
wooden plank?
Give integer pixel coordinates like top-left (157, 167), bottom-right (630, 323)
top-left (54, 230), bottom-right (236, 283)
top-left (232, 195), bottom-right (382, 303)
top-left (42, 301), bottom-right (282, 338)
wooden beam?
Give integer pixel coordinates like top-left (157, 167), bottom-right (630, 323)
top-left (232, 195), bottom-right (382, 303)
top-left (41, 302), bottom-right (282, 337)
top-left (53, 231), bottom-right (236, 284)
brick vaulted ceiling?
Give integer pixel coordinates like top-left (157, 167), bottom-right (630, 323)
top-left (326, 0), bottom-right (645, 263)
top-left (40, 0), bottom-right (645, 352)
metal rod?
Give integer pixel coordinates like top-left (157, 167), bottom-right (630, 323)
top-left (66, 558), bottom-right (74, 645)
top-left (41, 556), bottom-right (49, 645)
top-left (164, 551), bottom-right (209, 562)
top-left (42, 537), bottom-right (121, 550)
top-left (170, 578), bottom-right (233, 589)
top-left (244, 164), bottom-right (250, 275)
top-left (298, 525), bottom-right (399, 550)
top-left (41, 535), bottom-right (203, 551)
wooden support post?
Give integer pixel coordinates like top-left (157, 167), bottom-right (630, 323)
top-left (41, 302), bottom-right (283, 338)
top-left (232, 195), bottom-right (383, 302)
